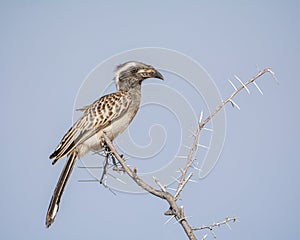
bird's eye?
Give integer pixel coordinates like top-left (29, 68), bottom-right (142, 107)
top-left (131, 67), bottom-right (138, 73)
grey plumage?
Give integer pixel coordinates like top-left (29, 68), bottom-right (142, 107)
top-left (46, 61), bottom-right (163, 228)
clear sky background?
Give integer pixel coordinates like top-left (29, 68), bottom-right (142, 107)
top-left (1, 1), bottom-right (299, 239)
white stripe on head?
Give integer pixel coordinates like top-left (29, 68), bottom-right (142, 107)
top-left (114, 61), bottom-right (145, 89)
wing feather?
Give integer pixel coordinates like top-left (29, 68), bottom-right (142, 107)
top-left (50, 91), bottom-right (131, 163)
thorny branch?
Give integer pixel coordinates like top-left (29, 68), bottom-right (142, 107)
top-left (175, 68), bottom-right (276, 199)
top-left (193, 217), bottom-right (238, 239)
top-left (192, 217), bottom-right (237, 231)
top-left (101, 68), bottom-right (275, 240)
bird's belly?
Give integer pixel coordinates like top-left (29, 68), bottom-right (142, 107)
top-left (78, 110), bottom-right (135, 158)
top-left (104, 110), bottom-right (133, 140)
top-left (77, 134), bottom-right (104, 158)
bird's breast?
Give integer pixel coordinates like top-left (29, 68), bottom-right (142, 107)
top-left (104, 107), bottom-right (137, 140)
top-left (77, 105), bottom-right (138, 158)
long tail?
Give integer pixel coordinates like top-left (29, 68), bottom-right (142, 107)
top-left (45, 152), bottom-right (77, 228)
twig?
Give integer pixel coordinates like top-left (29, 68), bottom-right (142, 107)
top-left (192, 217), bottom-right (238, 231)
top-left (153, 176), bottom-right (167, 192)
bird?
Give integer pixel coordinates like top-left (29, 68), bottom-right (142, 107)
top-left (46, 61), bottom-right (164, 228)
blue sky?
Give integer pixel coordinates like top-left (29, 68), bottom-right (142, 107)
top-left (1, 1), bottom-right (299, 239)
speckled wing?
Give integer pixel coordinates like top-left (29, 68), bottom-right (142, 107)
top-left (49, 91), bottom-right (131, 163)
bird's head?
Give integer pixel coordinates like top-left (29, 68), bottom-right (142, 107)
top-left (114, 61), bottom-right (164, 91)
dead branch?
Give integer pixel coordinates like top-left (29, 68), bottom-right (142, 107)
top-left (100, 68), bottom-right (274, 240)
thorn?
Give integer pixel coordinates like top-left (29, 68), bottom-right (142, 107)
top-left (171, 176), bottom-right (180, 183)
top-left (167, 187), bottom-right (177, 192)
top-left (210, 230), bottom-right (217, 238)
top-left (78, 179), bottom-right (98, 182)
top-left (234, 74), bottom-right (250, 94)
top-left (188, 179), bottom-right (198, 183)
top-left (78, 166), bottom-right (102, 169)
top-left (203, 127), bottom-right (213, 132)
top-left (164, 215), bottom-right (175, 225)
top-left (267, 68), bottom-right (279, 84)
top-left (92, 150), bottom-right (106, 156)
top-left (253, 81), bottom-right (264, 95)
top-left (229, 99), bottom-right (241, 110)
top-left (226, 222), bottom-right (232, 230)
top-left (183, 145), bottom-right (191, 150)
top-left (108, 187), bottom-right (117, 195)
top-left (228, 79), bottom-right (237, 91)
top-left (191, 164), bottom-right (200, 171)
top-left (106, 172), bottom-right (127, 184)
top-left (255, 64), bottom-right (260, 72)
top-left (153, 176), bottom-right (166, 192)
top-left (122, 156), bottom-right (130, 161)
top-left (188, 129), bottom-right (197, 137)
top-left (199, 111), bottom-right (204, 123)
top-left (197, 143), bottom-right (209, 149)
top-left (115, 177), bottom-right (127, 184)
top-left (192, 161), bottom-right (200, 166)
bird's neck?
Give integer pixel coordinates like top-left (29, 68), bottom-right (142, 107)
top-left (127, 86), bottom-right (142, 104)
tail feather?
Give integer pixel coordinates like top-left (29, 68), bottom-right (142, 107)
top-left (45, 152), bottom-right (77, 228)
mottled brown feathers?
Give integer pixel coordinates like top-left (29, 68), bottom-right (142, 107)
top-left (49, 91), bottom-right (132, 163)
